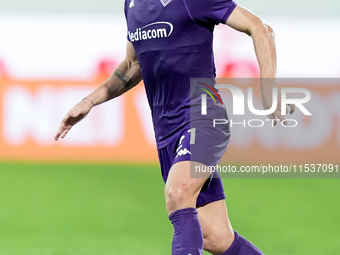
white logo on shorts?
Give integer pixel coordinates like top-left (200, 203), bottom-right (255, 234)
top-left (176, 148), bottom-right (192, 157)
top-left (175, 135), bottom-right (192, 158)
top-left (129, 0), bottom-right (135, 8)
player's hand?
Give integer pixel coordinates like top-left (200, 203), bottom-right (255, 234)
top-left (260, 79), bottom-right (295, 126)
top-left (54, 98), bottom-right (93, 141)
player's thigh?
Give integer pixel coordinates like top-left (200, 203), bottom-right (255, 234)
top-left (197, 199), bottom-right (234, 253)
top-left (165, 161), bottom-right (210, 214)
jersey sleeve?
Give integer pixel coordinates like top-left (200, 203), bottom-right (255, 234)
top-left (183, 0), bottom-right (237, 25)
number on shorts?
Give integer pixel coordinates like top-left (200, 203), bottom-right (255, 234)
top-left (188, 128), bottom-right (196, 145)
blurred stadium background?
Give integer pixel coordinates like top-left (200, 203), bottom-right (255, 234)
top-left (0, 0), bottom-right (339, 254)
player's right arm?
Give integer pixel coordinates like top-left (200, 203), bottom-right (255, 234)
top-left (54, 41), bottom-right (142, 141)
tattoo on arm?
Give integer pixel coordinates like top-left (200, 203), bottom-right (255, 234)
top-left (114, 69), bottom-right (134, 89)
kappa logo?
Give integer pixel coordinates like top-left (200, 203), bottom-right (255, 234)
top-left (175, 135), bottom-right (192, 158)
top-left (176, 148), bottom-right (192, 157)
top-left (129, 0), bottom-right (135, 8)
top-left (159, 0), bottom-right (172, 7)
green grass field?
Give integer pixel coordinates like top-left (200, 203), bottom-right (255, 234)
top-left (0, 162), bottom-right (339, 255)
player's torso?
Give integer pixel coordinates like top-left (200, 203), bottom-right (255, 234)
top-left (124, 0), bottom-right (216, 96)
top-left (124, 0), bottom-right (218, 148)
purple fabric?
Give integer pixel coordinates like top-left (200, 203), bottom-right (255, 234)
top-left (169, 208), bottom-right (203, 255)
top-left (220, 231), bottom-right (264, 255)
top-left (183, 0), bottom-right (237, 24)
top-left (124, 0), bottom-right (236, 149)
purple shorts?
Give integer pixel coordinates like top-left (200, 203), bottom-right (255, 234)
top-left (157, 121), bottom-right (231, 208)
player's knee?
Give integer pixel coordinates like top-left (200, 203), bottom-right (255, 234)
top-left (165, 184), bottom-right (193, 213)
top-left (203, 229), bottom-right (234, 254)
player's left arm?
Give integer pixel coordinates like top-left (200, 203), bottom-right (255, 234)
top-left (225, 5), bottom-right (295, 124)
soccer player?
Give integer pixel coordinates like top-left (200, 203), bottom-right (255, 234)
top-left (55, 0), bottom-right (295, 254)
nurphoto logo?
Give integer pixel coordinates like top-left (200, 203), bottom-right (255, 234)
top-left (199, 82), bottom-right (312, 128)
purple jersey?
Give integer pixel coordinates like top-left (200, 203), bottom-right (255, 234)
top-left (124, 0), bottom-right (236, 148)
